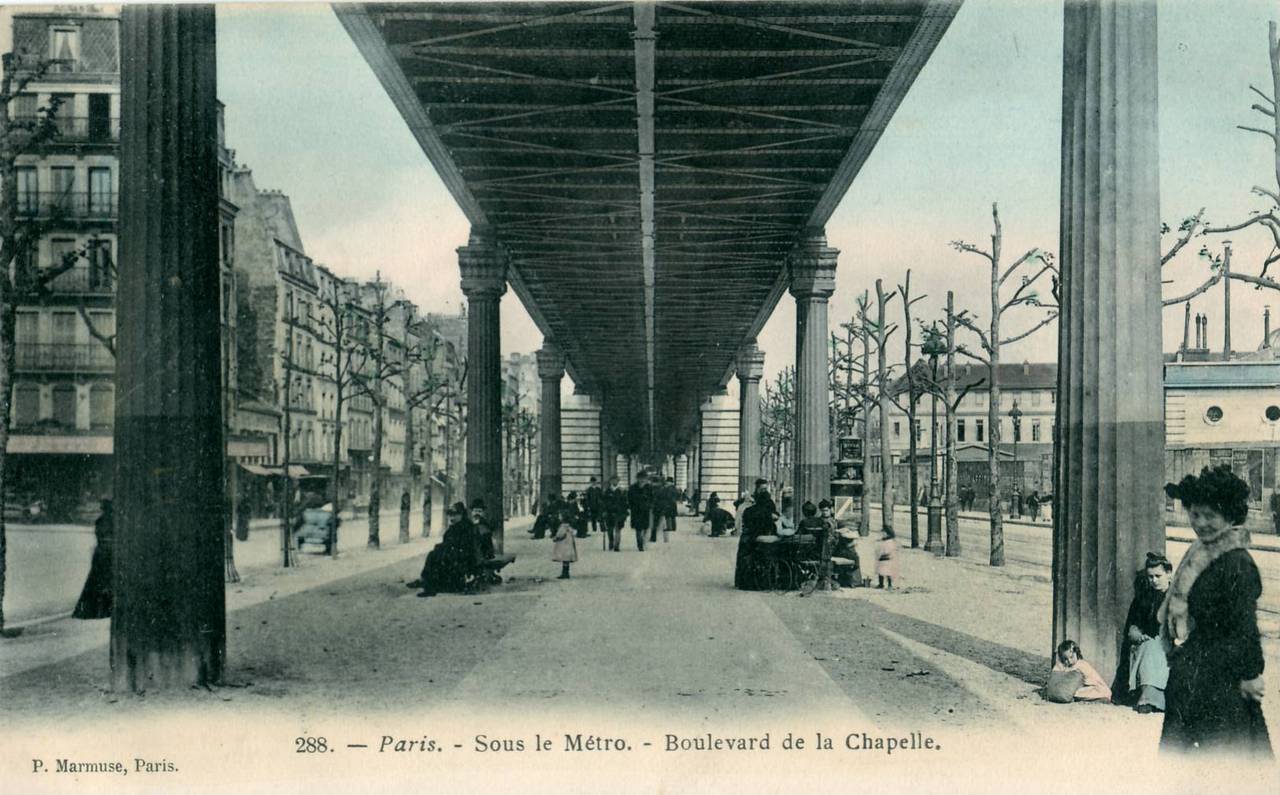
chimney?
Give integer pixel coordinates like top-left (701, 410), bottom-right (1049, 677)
top-left (1265, 306), bottom-right (1273, 349)
top-left (1022, 360), bottom-right (1030, 375)
top-left (1202, 313), bottom-right (1210, 351)
top-left (1180, 302), bottom-right (1191, 353)
top-left (1194, 314), bottom-right (1202, 349)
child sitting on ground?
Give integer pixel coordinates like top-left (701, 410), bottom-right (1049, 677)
top-left (1046, 640), bottom-right (1112, 703)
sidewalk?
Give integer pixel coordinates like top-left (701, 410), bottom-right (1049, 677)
top-left (0, 515), bottom-right (534, 678)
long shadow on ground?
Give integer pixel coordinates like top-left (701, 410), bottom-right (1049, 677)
top-left (0, 555), bottom-right (544, 725)
top-left (769, 591), bottom-right (1049, 731)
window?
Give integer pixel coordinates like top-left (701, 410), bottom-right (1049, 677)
top-left (52, 311), bottom-right (77, 344)
top-left (1032, 419), bottom-right (1042, 442)
top-left (914, 420), bottom-right (923, 443)
top-left (1267, 405), bottom-right (1280, 423)
top-left (1030, 392), bottom-right (1042, 407)
top-left (976, 392), bottom-right (986, 407)
top-left (88, 239), bottom-right (112, 288)
top-left (14, 385), bottom-right (40, 426)
top-left (16, 312), bottom-right (38, 344)
top-left (49, 27), bottom-right (80, 70)
top-left (893, 421), bottom-right (900, 439)
top-left (12, 93), bottom-right (38, 119)
top-left (16, 167), bottom-right (38, 213)
top-left (976, 419), bottom-right (985, 442)
top-left (1204, 406), bottom-right (1224, 424)
top-left (52, 384), bottom-right (76, 427)
top-left (88, 167), bottom-right (112, 215)
top-left (88, 93), bottom-right (112, 141)
top-left (89, 385), bottom-right (112, 429)
top-left (957, 419), bottom-right (966, 443)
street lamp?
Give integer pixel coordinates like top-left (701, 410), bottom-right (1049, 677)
top-left (1008, 399), bottom-right (1023, 518)
top-left (922, 332), bottom-right (947, 554)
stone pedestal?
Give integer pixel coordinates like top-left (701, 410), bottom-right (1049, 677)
top-left (111, 5), bottom-right (225, 692)
top-left (459, 228), bottom-right (507, 553)
top-left (537, 343), bottom-right (565, 506)
top-left (1054, 0), bottom-right (1164, 681)
top-left (736, 343), bottom-right (765, 496)
top-left (789, 229), bottom-right (839, 517)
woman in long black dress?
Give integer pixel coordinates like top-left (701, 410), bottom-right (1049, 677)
top-left (1160, 466), bottom-right (1272, 758)
top-left (73, 500), bottom-right (114, 619)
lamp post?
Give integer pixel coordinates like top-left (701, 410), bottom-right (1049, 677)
top-left (1008, 400), bottom-right (1023, 518)
top-left (922, 333), bottom-right (947, 553)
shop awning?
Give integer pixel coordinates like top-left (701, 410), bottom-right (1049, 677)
top-left (239, 463), bottom-right (311, 478)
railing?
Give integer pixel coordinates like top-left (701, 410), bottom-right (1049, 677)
top-left (42, 116), bottom-right (121, 143)
top-left (14, 191), bottom-right (118, 219)
top-left (16, 343), bottom-right (114, 373)
top-left (42, 265), bottom-right (114, 294)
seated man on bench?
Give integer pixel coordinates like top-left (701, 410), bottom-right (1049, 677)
top-left (470, 499), bottom-right (515, 587)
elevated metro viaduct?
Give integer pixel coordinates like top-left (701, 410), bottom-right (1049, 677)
top-left (109, 2), bottom-right (1164, 689)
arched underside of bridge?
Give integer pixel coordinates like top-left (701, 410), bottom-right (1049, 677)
top-left (337, 1), bottom-right (959, 455)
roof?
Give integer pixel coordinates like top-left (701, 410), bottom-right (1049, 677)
top-left (1164, 360), bottom-right (1280, 389)
top-left (889, 361), bottom-right (1057, 395)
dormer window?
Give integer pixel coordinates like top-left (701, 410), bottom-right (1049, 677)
top-left (49, 27), bottom-right (79, 71)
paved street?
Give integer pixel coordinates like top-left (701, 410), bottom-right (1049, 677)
top-left (872, 506), bottom-right (1280, 620)
top-left (2, 515), bottom-right (1277, 794)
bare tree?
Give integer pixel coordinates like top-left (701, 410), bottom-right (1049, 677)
top-left (1161, 23), bottom-right (1280, 311)
top-left (873, 280), bottom-right (899, 535)
top-left (349, 274), bottom-right (405, 549)
top-left (951, 204), bottom-right (1058, 567)
top-left (918, 296), bottom-right (985, 558)
top-left (401, 323), bottom-right (454, 538)
top-left (759, 367), bottom-right (795, 489)
top-left (896, 271), bottom-right (927, 548)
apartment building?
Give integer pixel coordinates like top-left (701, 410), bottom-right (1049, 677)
top-left (5, 10), bottom-right (118, 518)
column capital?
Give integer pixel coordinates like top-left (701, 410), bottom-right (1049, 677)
top-left (536, 343), bottom-right (566, 382)
top-left (788, 227), bottom-right (839, 300)
top-left (458, 226), bottom-right (508, 300)
top-left (736, 342), bottom-right (765, 383)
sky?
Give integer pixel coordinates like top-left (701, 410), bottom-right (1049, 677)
top-left (215, 0), bottom-right (1280, 386)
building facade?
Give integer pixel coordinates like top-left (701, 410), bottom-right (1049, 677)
top-left (6, 9), bottom-right (119, 520)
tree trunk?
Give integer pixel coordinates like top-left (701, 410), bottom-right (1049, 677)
top-left (875, 280), bottom-right (894, 534)
top-left (945, 291), bottom-right (961, 557)
top-left (331, 386), bottom-right (343, 557)
top-left (0, 292), bottom-right (14, 633)
top-left (859, 306), bottom-right (872, 537)
top-left (988, 230), bottom-right (1005, 567)
top-left (369, 395), bottom-right (383, 549)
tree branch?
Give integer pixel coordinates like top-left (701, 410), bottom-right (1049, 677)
top-left (1162, 272), bottom-right (1223, 306)
top-left (1000, 312), bottom-right (1059, 346)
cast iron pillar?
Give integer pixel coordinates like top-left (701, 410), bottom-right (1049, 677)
top-left (789, 229), bottom-right (839, 517)
top-left (1054, 0), bottom-right (1165, 682)
top-left (537, 342), bottom-right (566, 506)
top-left (111, 5), bottom-right (225, 692)
top-left (736, 342), bottom-right (765, 496)
top-left (459, 228), bottom-right (508, 553)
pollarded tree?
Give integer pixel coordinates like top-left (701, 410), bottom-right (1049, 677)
top-left (951, 203), bottom-right (1058, 567)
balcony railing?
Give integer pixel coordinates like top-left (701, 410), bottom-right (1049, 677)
top-left (42, 265), bottom-right (114, 294)
top-left (16, 343), bottom-right (114, 373)
top-left (15, 191), bottom-right (118, 220)
top-left (43, 116), bottom-right (121, 144)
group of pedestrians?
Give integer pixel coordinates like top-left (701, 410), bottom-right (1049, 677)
top-left (1046, 464), bottom-right (1271, 761)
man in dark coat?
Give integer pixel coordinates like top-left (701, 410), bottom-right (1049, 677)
top-left (584, 477), bottom-right (604, 537)
top-left (602, 476), bottom-right (628, 551)
top-left (628, 470), bottom-right (653, 551)
top-left (655, 476), bottom-right (679, 542)
top-left (410, 502), bottom-right (480, 596)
